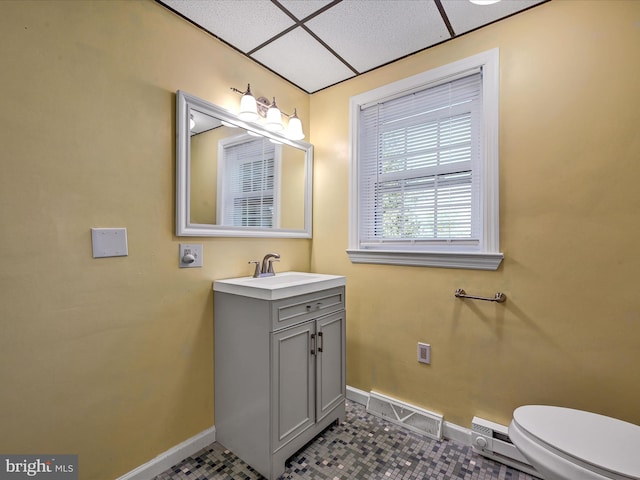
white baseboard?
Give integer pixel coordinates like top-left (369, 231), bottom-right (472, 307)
top-left (346, 386), bottom-right (472, 445)
top-left (346, 385), bottom-right (370, 406)
top-left (443, 420), bottom-right (471, 444)
top-left (116, 426), bottom-right (215, 480)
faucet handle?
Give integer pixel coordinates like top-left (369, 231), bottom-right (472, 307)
top-left (248, 260), bottom-right (260, 278)
top-left (267, 258), bottom-right (280, 274)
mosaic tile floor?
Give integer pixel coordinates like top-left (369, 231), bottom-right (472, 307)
top-left (154, 400), bottom-right (540, 480)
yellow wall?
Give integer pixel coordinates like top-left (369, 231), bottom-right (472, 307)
top-left (311, 0), bottom-right (640, 428)
top-left (2, 0), bottom-right (640, 479)
top-left (0, 1), bottom-right (309, 479)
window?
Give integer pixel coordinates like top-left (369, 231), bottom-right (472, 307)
top-left (348, 49), bottom-right (503, 270)
top-left (218, 135), bottom-right (282, 228)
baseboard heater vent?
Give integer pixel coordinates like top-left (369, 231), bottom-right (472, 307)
top-left (471, 416), bottom-right (538, 477)
top-left (366, 391), bottom-right (443, 440)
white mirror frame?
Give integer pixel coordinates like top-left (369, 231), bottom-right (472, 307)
top-left (176, 90), bottom-right (313, 238)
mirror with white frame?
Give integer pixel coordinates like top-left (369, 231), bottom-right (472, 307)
top-left (176, 90), bottom-right (313, 238)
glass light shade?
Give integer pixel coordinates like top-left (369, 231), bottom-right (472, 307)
top-left (238, 93), bottom-right (259, 122)
top-left (265, 99), bottom-right (284, 131)
top-left (286, 113), bottom-right (305, 140)
top-left (189, 114), bottom-right (196, 130)
top-left (469, 0), bottom-right (501, 4)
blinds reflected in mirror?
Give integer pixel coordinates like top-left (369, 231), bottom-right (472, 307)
top-left (219, 136), bottom-right (281, 228)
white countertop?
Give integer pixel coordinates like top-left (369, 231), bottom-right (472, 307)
top-left (213, 271), bottom-right (346, 300)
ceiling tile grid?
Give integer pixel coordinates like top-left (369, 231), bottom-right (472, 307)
top-left (251, 27), bottom-right (356, 94)
top-left (159, 0), bottom-right (549, 93)
top-left (304, 0), bottom-right (451, 73)
top-left (162, 0), bottom-right (296, 53)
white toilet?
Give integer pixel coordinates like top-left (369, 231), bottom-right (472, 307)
top-left (509, 405), bottom-right (640, 480)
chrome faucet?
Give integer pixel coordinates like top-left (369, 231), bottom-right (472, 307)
top-left (249, 253), bottom-right (280, 278)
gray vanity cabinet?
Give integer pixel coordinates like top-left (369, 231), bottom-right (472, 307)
top-left (214, 285), bottom-right (346, 480)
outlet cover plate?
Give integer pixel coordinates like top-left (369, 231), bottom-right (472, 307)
top-left (418, 342), bottom-right (431, 365)
top-left (179, 243), bottom-right (203, 268)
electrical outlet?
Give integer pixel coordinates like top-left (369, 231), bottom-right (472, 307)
top-left (179, 243), bottom-right (203, 268)
top-left (418, 342), bottom-right (431, 365)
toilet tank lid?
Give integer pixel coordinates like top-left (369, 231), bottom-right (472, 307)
top-left (513, 405), bottom-right (640, 479)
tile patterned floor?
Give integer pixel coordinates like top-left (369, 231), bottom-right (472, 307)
top-left (154, 400), bottom-right (540, 480)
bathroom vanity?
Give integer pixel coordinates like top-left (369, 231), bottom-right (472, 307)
top-left (213, 272), bottom-right (346, 480)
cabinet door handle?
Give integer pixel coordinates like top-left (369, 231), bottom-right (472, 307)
top-left (318, 331), bottom-right (323, 353)
top-left (310, 333), bottom-right (316, 355)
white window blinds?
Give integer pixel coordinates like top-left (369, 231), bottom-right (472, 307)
top-left (358, 71), bottom-right (483, 249)
top-left (220, 138), bottom-right (275, 228)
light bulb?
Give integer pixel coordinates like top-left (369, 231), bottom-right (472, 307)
top-left (469, 0), bottom-right (501, 5)
top-left (189, 114), bottom-right (195, 130)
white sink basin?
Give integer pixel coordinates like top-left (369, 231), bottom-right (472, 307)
top-left (213, 271), bottom-right (346, 300)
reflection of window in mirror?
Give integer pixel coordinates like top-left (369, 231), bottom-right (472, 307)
top-left (217, 135), bottom-right (282, 227)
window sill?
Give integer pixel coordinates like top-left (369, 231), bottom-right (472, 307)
top-left (346, 249), bottom-right (504, 271)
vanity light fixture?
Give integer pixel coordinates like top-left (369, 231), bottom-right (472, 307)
top-left (231, 83), bottom-right (305, 140)
top-left (469, 0), bottom-right (501, 4)
top-left (190, 114), bottom-right (196, 130)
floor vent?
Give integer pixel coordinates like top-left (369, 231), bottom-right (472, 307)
top-left (366, 391), bottom-right (443, 440)
top-left (471, 416), bottom-right (538, 477)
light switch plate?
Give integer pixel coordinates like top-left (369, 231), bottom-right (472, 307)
top-left (179, 243), bottom-right (203, 268)
top-left (91, 228), bottom-right (128, 258)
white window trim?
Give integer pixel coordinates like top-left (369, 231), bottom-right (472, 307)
top-left (347, 48), bottom-right (503, 270)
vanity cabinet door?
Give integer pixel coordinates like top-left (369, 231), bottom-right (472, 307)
top-left (271, 321), bottom-right (315, 452)
top-left (316, 311), bottom-right (346, 423)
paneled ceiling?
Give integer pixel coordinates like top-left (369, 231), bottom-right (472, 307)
top-left (158, 0), bottom-right (548, 94)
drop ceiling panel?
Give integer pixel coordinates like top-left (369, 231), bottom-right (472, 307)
top-left (278, 0), bottom-right (335, 20)
top-left (442, 0), bottom-right (547, 36)
top-left (251, 27), bottom-right (356, 93)
top-left (161, 0), bottom-right (295, 53)
top-left (306, 0), bottom-right (451, 73)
